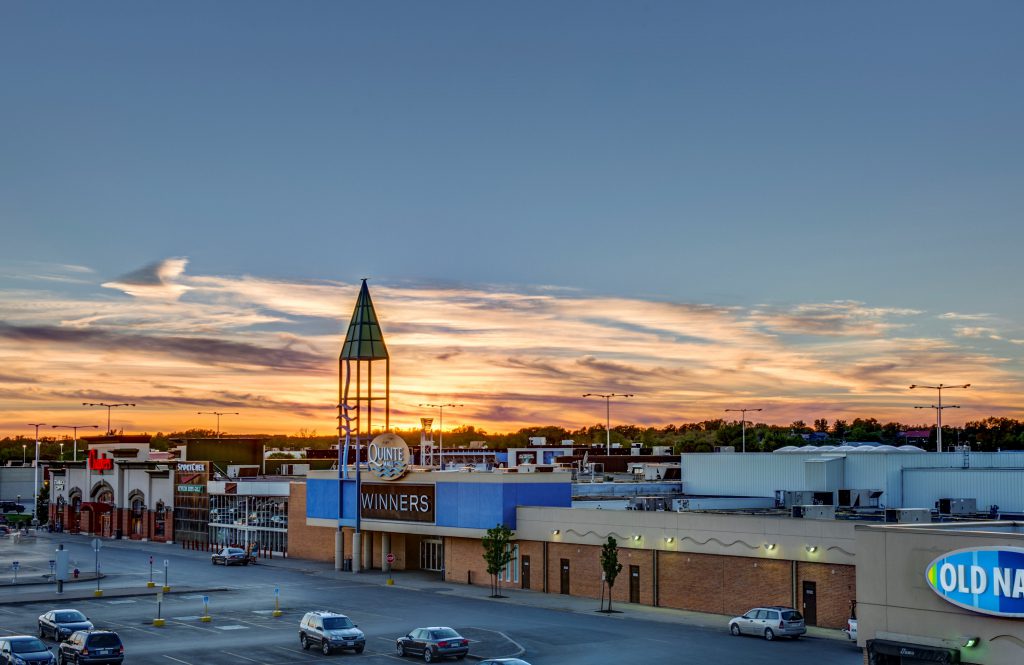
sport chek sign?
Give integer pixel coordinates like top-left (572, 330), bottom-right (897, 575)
top-left (926, 547), bottom-right (1024, 617)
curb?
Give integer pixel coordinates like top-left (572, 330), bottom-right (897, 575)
top-left (0, 586), bottom-right (231, 606)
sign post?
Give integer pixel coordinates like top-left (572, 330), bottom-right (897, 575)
top-left (272, 585), bottom-right (282, 617)
top-left (55, 544), bottom-right (68, 594)
top-left (153, 590), bottom-right (165, 626)
top-left (148, 555), bottom-right (155, 588)
top-left (162, 559), bottom-right (170, 592)
top-left (201, 594), bottom-right (211, 623)
top-left (91, 538), bottom-right (103, 597)
top-left (11, 561), bottom-right (19, 584)
top-left (385, 552), bottom-right (395, 585)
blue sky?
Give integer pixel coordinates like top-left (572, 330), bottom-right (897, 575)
top-left (1, 3), bottom-right (1022, 434)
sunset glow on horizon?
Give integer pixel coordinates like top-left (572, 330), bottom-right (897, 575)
top-left (0, 258), bottom-right (1017, 439)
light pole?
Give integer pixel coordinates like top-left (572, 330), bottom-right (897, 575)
top-left (52, 425), bottom-right (100, 462)
top-left (724, 408), bottom-right (763, 453)
top-left (419, 403), bottom-right (463, 470)
top-left (197, 412), bottom-right (239, 438)
top-left (22, 443), bottom-right (26, 464)
top-left (910, 384), bottom-right (970, 452)
top-left (82, 402), bottom-right (135, 435)
top-left (28, 423), bottom-right (45, 524)
top-left (582, 393), bottom-right (635, 455)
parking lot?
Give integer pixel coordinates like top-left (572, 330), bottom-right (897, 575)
top-left (0, 533), bottom-right (863, 664)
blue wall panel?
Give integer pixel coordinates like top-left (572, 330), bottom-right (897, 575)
top-left (306, 478), bottom-right (339, 520)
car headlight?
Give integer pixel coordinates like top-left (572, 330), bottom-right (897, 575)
top-left (13, 656), bottom-right (26, 665)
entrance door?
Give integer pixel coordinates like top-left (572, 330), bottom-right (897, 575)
top-left (521, 555), bottom-right (531, 589)
top-left (560, 559), bottom-right (570, 595)
top-left (802, 581), bottom-right (817, 626)
top-left (420, 539), bottom-right (444, 572)
top-left (629, 565), bottom-right (640, 603)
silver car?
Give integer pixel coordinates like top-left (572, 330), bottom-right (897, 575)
top-left (729, 606), bottom-right (806, 640)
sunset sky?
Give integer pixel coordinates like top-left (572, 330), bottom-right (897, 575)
top-left (2, 3), bottom-right (1022, 437)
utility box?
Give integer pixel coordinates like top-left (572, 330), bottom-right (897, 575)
top-left (838, 489), bottom-right (884, 508)
top-left (885, 508), bottom-right (931, 524)
top-left (800, 505), bottom-right (837, 520)
top-left (937, 498), bottom-right (977, 515)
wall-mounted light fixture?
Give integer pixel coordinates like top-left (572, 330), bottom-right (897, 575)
top-left (764, 543), bottom-right (777, 551)
top-left (632, 535), bottom-right (642, 542)
top-left (961, 637), bottom-right (979, 648)
top-left (805, 545), bottom-right (818, 553)
top-left (664, 537), bottom-right (674, 543)
top-left (551, 529), bottom-right (560, 535)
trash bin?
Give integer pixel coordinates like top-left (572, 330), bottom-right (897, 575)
top-left (342, 558), bottom-right (352, 572)
top-left (115, 529), bottom-right (123, 540)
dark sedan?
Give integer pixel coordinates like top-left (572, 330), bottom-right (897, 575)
top-left (211, 547), bottom-right (249, 566)
top-left (0, 636), bottom-right (55, 665)
top-left (396, 627), bottom-right (469, 662)
top-left (38, 610), bottom-right (93, 641)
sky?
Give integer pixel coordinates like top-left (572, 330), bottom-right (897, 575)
top-left (1, 2), bottom-right (1022, 437)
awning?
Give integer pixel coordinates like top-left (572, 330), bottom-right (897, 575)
top-left (867, 639), bottom-right (960, 664)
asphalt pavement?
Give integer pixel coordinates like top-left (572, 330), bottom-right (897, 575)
top-left (0, 532), bottom-right (863, 665)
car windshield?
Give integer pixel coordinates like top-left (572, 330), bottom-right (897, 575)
top-left (430, 629), bottom-right (459, 640)
top-left (781, 611), bottom-right (803, 621)
top-left (11, 638), bottom-right (48, 653)
top-left (87, 634), bottom-right (121, 648)
top-left (56, 611), bottom-right (87, 623)
top-left (323, 617), bottom-right (354, 630)
top-left (227, 548), bottom-right (245, 554)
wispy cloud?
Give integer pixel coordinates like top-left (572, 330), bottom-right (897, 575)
top-left (102, 258), bottom-right (191, 300)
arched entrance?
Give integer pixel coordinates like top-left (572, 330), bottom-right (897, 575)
top-left (69, 490), bottom-right (83, 534)
top-left (127, 490), bottom-right (146, 539)
top-left (89, 482), bottom-right (116, 537)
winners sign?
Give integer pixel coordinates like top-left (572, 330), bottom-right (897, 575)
top-left (360, 484), bottom-right (435, 523)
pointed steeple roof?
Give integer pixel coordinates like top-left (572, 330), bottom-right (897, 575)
top-left (340, 279), bottom-right (389, 360)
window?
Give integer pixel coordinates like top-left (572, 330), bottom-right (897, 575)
top-left (766, 611), bottom-right (779, 621)
top-left (754, 610), bottom-right (768, 620)
top-left (502, 544), bottom-right (520, 583)
top-left (323, 617), bottom-right (353, 630)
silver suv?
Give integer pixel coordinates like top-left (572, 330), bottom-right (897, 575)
top-left (299, 611), bottom-right (365, 655)
top-left (729, 606), bottom-right (806, 640)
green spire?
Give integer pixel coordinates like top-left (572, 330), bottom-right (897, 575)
top-left (340, 279), bottom-right (389, 360)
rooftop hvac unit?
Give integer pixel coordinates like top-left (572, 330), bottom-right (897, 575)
top-left (776, 490), bottom-right (815, 508)
top-left (714, 446), bottom-right (736, 453)
top-left (837, 489), bottom-right (884, 508)
top-left (884, 508), bottom-right (931, 524)
top-left (800, 505), bottom-right (836, 520)
top-left (937, 498), bottom-right (977, 515)
top-left (629, 496), bottom-right (668, 511)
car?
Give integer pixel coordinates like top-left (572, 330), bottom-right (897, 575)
top-left (0, 501), bottom-right (25, 514)
top-left (38, 610), bottom-right (94, 642)
top-left (479, 660), bottom-right (531, 665)
top-left (729, 606), bottom-right (806, 640)
top-left (299, 611), bottom-right (365, 655)
top-left (844, 618), bottom-right (858, 641)
top-left (0, 636), bottom-right (55, 665)
top-left (0, 526), bottom-right (11, 537)
top-left (55, 630), bottom-right (123, 665)
top-left (396, 627), bottom-right (469, 662)
top-left (211, 547), bottom-right (249, 566)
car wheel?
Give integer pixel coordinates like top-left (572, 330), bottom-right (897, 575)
top-left (354, 646), bottom-right (364, 654)
top-left (423, 648), bottom-right (433, 663)
top-left (322, 639), bottom-right (331, 655)
top-left (397, 643), bottom-right (406, 657)
top-left (301, 635), bottom-right (310, 650)
top-left (39, 623), bottom-right (46, 638)
top-left (730, 623), bottom-right (740, 636)
top-left (764, 628), bottom-right (775, 641)
top-left (456, 656), bottom-right (466, 661)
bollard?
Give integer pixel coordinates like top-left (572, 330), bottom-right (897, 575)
top-left (272, 585), bottom-right (282, 617)
top-left (200, 595), bottom-right (211, 622)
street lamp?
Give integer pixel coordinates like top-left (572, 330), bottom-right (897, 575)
top-left (419, 403), bottom-right (463, 470)
top-left (909, 384), bottom-right (970, 452)
top-left (51, 425), bottom-right (100, 462)
top-left (22, 443), bottom-right (26, 464)
top-left (582, 393), bottom-right (635, 455)
top-left (28, 423), bottom-right (45, 525)
top-left (724, 408), bottom-right (764, 453)
top-left (82, 402), bottom-right (136, 435)
top-left (197, 411), bottom-right (239, 439)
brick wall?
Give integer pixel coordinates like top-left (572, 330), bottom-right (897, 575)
top-left (657, 552), bottom-right (791, 616)
top-left (797, 562), bottom-right (855, 629)
top-left (446, 536), bottom-right (491, 587)
top-left (287, 482), bottom-right (336, 562)
top-left (517, 540), bottom-right (544, 591)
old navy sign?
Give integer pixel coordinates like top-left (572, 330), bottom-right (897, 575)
top-left (926, 547), bottom-right (1024, 617)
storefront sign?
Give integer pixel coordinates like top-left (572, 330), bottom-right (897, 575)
top-left (176, 485), bottom-right (205, 494)
top-left (926, 546), bottom-right (1024, 617)
top-left (360, 483), bottom-right (434, 522)
top-left (175, 462), bottom-right (210, 498)
top-left (367, 433), bottom-right (410, 480)
top-left (53, 479), bottom-right (65, 491)
top-left (88, 449), bottom-right (113, 471)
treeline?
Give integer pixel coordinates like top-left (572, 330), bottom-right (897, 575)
top-left (3, 417), bottom-right (1024, 462)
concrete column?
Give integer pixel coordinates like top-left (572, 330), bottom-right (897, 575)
top-left (352, 531), bottom-right (362, 573)
top-left (361, 530), bottom-right (372, 571)
top-left (382, 532), bottom-right (391, 573)
top-left (335, 530), bottom-right (343, 571)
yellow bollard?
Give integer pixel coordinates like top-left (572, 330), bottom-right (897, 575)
top-left (93, 589), bottom-right (103, 597)
top-left (147, 581), bottom-right (155, 588)
top-left (152, 618), bottom-right (165, 627)
top-left (272, 585), bottom-right (282, 617)
top-left (200, 596), bottom-right (211, 622)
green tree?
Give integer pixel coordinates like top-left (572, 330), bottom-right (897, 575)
top-left (600, 536), bottom-right (623, 612)
top-left (481, 524), bottom-right (514, 598)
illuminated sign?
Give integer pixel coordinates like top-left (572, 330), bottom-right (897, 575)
top-left (926, 547), bottom-right (1024, 617)
top-left (177, 463), bottom-right (207, 473)
top-left (176, 485), bottom-right (205, 494)
top-left (360, 483), bottom-right (434, 523)
top-left (88, 449), bottom-right (113, 471)
top-left (367, 433), bottom-right (410, 480)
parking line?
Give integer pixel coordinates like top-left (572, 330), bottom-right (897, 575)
top-left (162, 656), bottom-right (194, 665)
top-left (221, 650), bottom-right (264, 663)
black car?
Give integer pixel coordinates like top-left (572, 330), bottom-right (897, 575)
top-left (396, 627), bottom-right (469, 662)
top-left (0, 636), bottom-right (55, 665)
top-left (299, 611), bottom-right (366, 655)
top-left (56, 631), bottom-right (123, 665)
top-left (0, 501), bottom-right (25, 514)
top-left (211, 547), bottom-right (249, 566)
top-left (38, 610), bottom-right (94, 641)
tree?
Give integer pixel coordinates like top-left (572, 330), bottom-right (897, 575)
top-left (481, 524), bottom-right (514, 598)
top-left (599, 536), bottom-right (623, 612)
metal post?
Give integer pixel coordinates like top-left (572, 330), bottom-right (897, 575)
top-left (605, 397), bottom-right (611, 456)
top-left (937, 388), bottom-right (943, 453)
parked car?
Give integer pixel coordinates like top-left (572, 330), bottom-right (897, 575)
top-left (479, 660), bottom-right (531, 665)
top-left (298, 611), bottom-right (365, 655)
top-left (0, 636), bottom-right (55, 664)
top-left (729, 606), bottom-right (806, 640)
top-left (0, 501), bottom-right (25, 514)
top-left (396, 627), bottom-right (469, 662)
top-left (0, 526), bottom-right (11, 537)
top-left (55, 630), bottom-right (123, 665)
top-left (38, 610), bottom-right (94, 641)
top-left (843, 618), bottom-right (858, 641)
top-left (211, 547), bottom-right (249, 566)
